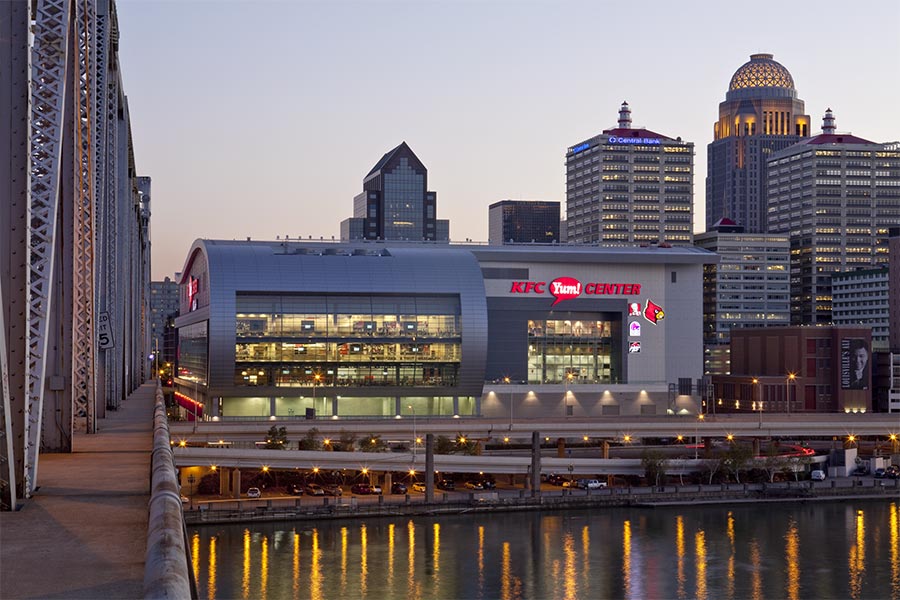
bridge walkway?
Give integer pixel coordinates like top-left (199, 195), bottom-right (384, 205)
top-left (0, 382), bottom-right (156, 599)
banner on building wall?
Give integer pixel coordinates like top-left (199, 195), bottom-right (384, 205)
top-left (841, 338), bottom-right (869, 390)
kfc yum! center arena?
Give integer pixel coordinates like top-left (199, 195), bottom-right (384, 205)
top-left (174, 240), bottom-right (716, 421)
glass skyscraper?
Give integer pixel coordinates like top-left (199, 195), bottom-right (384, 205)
top-left (341, 142), bottom-right (449, 242)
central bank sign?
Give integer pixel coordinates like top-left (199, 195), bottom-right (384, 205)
top-left (608, 136), bottom-right (661, 145)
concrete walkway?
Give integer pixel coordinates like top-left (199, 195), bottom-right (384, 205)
top-left (0, 383), bottom-right (157, 600)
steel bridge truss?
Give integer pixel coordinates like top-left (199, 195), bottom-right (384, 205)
top-left (1, 0), bottom-right (150, 509)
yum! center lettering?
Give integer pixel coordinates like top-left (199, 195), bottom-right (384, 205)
top-left (510, 277), bottom-right (641, 305)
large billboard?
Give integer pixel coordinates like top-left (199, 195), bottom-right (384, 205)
top-left (841, 338), bottom-right (870, 390)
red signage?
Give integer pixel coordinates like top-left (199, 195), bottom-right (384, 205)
top-left (188, 276), bottom-right (199, 311)
top-left (510, 278), bottom-right (641, 303)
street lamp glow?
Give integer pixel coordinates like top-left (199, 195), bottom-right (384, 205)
top-left (361, 467), bottom-right (369, 475)
top-left (312, 467), bottom-right (319, 473)
top-left (262, 465), bottom-right (269, 472)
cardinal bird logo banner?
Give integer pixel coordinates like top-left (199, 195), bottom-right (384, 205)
top-left (643, 299), bottom-right (665, 324)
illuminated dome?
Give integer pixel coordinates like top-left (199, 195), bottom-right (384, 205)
top-left (728, 53), bottom-right (795, 91)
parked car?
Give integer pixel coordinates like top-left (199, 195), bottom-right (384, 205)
top-left (412, 482), bottom-right (426, 493)
top-left (351, 483), bottom-right (375, 495)
top-left (323, 484), bottom-right (343, 496)
top-left (577, 479), bottom-right (607, 490)
top-left (247, 487), bottom-right (261, 499)
top-left (874, 468), bottom-right (887, 479)
top-left (370, 484), bottom-right (383, 495)
top-left (546, 474), bottom-right (568, 486)
top-left (562, 479), bottom-right (577, 488)
top-left (287, 484), bottom-right (304, 496)
top-left (810, 470), bottom-right (826, 481)
top-left (465, 480), bottom-right (484, 490)
top-left (391, 482), bottom-right (407, 494)
top-left (887, 465), bottom-right (900, 479)
top-left (436, 479), bottom-right (455, 491)
top-left (851, 466), bottom-right (869, 476)
top-left (181, 495), bottom-right (190, 504)
top-left (305, 483), bottom-right (325, 496)
top-left (478, 478), bottom-right (497, 490)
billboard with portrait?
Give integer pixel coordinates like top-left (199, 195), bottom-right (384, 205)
top-left (841, 338), bottom-right (870, 390)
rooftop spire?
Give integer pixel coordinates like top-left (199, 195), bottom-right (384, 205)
top-left (618, 101), bottom-right (632, 128)
top-left (822, 108), bottom-right (836, 134)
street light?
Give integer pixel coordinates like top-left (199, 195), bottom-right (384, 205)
top-left (187, 473), bottom-right (196, 511)
top-left (564, 372), bottom-right (574, 417)
top-left (752, 377), bottom-right (761, 428)
top-left (786, 372), bottom-right (796, 414)
top-left (504, 376), bottom-right (513, 431)
top-left (408, 405), bottom-right (417, 461)
top-left (694, 414), bottom-right (705, 460)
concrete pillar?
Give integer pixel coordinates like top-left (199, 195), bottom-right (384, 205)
top-left (602, 440), bottom-right (610, 459)
top-left (269, 397), bottom-right (277, 416)
top-left (231, 468), bottom-right (241, 498)
top-left (752, 438), bottom-right (761, 456)
top-left (219, 469), bottom-right (229, 496)
top-left (556, 437), bottom-right (566, 458)
top-left (426, 434), bottom-right (435, 502)
top-left (384, 472), bottom-right (392, 491)
top-left (703, 437), bottom-right (713, 458)
top-left (531, 431), bottom-right (541, 497)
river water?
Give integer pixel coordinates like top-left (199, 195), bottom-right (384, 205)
top-left (188, 499), bottom-right (899, 600)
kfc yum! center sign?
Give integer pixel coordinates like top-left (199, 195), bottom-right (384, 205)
top-left (509, 276), bottom-right (666, 324)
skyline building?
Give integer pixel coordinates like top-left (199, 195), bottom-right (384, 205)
top-left (695, 218), bottom-right (790, 374)
top-left (565, 102), bottom-right (694, 246)
top-left (488, 200), bottom-right (561, 245)
top-left (341, 142), bottom-right (449, 242)
top-left (706, 53), bottom-right (810, 233)
top-left (766, 110), bottom-right (899, 325)
top-left (150, 276), bottom-right (180, 372)
top-left (831, 266), bottom-right (890, 351)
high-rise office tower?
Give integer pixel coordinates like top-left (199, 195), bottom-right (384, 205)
top-left (341, 142), bottom-right (449, 242)
top-left (706, 53), bottom-right (811, 232)
top-left (695, 218), bottom-right (790, 374)
top-left (767, 110), bottom-right (900, 324)
top-left (566, 102), bottom-right (694, 245)
top-left (488, 200), bottom-right (561, 245)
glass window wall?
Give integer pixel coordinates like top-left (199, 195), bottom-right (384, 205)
top-left (235, 293), bottom-right (461, 388)
top-left (527, 319), bottom-right (612, 384)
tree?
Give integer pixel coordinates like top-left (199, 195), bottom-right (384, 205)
top-left (761, 446), bottom-right (786, 483)
top-left (336, 430), bottom-right (357, 452)
top-left (700, 458), bottom-right (723, 484)
top-left (641, 449), bottom-right (669, 487)
top-left (298, 427), bottom-right (321, 451)
top-left (723, 443), bottom-right (754, 483)
top-left (434, 435), bottom-right (455, 455)
top-left (360, 435), bottom-right (388, 452)
top-left (264, 425), bottom-right (288, 449)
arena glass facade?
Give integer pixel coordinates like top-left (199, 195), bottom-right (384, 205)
top-left (174, 240), bottom-right (714, 419)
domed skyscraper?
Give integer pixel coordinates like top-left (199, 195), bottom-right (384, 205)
top-left (705, 53), bottom-right (810, 232)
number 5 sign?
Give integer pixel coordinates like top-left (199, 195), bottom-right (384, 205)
top-left (98, 311), bottom-right (115, 349)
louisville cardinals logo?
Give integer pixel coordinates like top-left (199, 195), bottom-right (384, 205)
top-left (643, 299), bottom-right (665, 324)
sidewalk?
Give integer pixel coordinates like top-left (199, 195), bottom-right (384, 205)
top-left (0, 383), bottom-right (157, 600)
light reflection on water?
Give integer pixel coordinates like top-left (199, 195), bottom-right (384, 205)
top-left (189, 500), bottom-right (898, 600)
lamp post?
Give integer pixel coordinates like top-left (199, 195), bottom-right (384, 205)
top-left (694, 414), bottom-right (705, 460)
top-left (504, 376), bottom-right (513, 430)
top-left (187, 473), bottom-right (196, 511)
top-left (408, 405), bottom-right (417, 462)
top-left (752, 378), bottom-right (761, 428)
top-left (786, 372), bottom-right (796, 414)
top-left (564, 372), bottom-right (574, 417)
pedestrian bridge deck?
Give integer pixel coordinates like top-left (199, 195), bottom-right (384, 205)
top-left (0, 383), bottom-right (156, 599)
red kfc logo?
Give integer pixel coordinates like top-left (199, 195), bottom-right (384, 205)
top-left (643, 299), bottom-right (665, 324)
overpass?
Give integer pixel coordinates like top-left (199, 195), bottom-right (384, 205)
top-left (170, 413), bottom-right (900, 444)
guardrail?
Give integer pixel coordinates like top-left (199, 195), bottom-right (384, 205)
top-left (183, 478), bottom-right (898, 526)
top-left (144, 383), bottom-right (196, 600)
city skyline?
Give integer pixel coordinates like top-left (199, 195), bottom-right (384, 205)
top-left (115, 1), bottom-right (900, 280)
